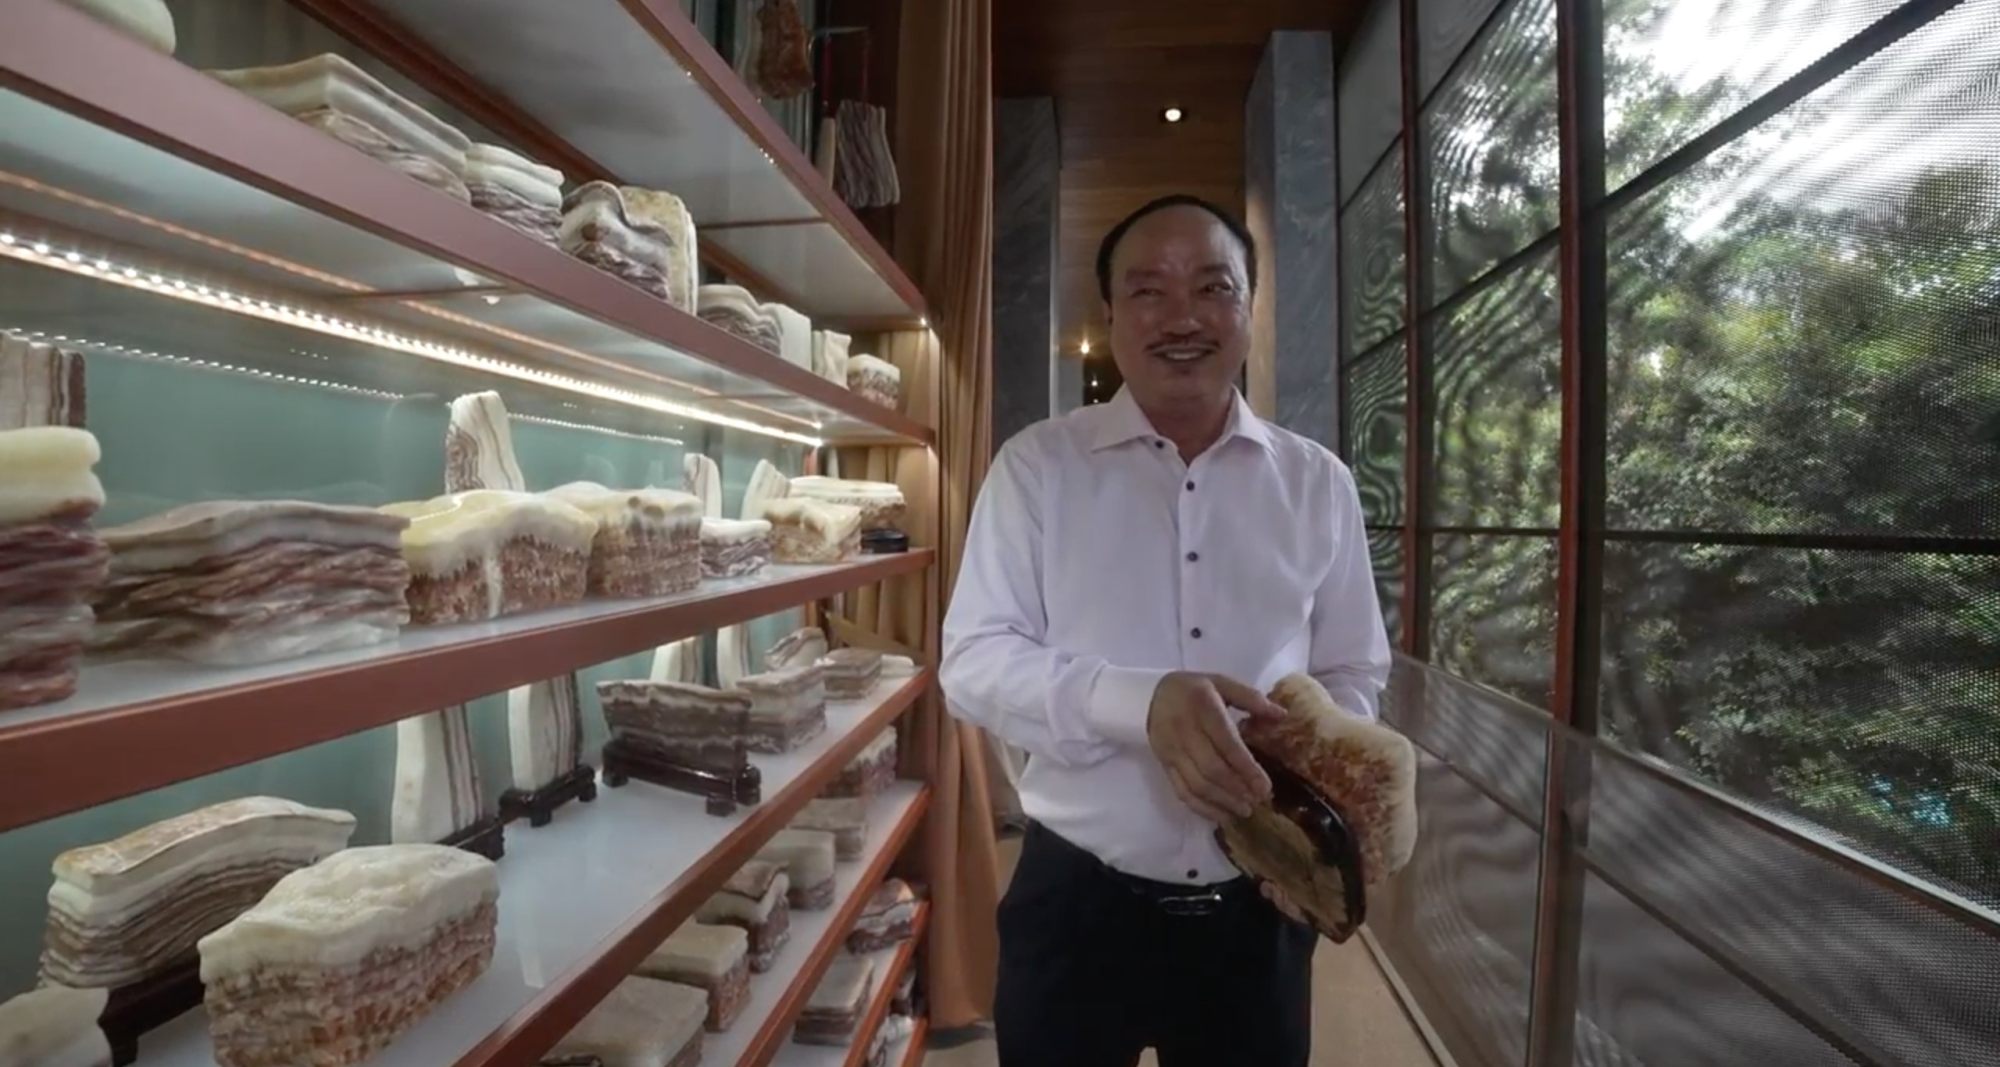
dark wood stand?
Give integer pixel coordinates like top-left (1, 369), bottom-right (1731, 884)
top-left (500, 764), bottom-right (599, 827)
top-left (601, 735), bottom-right (761, 816)
top-left (440, 814), bottom-right (507, 862)
top-left (101, 957), bottom-right (202, 1065)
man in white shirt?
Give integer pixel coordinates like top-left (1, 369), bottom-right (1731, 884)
top-left (942, 196), bottom-right (1391, 1066)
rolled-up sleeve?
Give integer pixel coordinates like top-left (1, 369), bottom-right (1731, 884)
top-left (942, 435), bottom-right (1164, 765)
top-left (1309, 461), bottom-right (1393, 719)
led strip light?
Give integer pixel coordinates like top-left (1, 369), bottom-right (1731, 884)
top-left (8, 327), bottom-right (409, 401)
top-left (0, 229), bottom-right (824, 448)
top-left (8, 327), bottom-right (691, 449)
top-left (509, 412), bottom-right (685, 447)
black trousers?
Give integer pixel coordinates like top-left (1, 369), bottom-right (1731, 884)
top-left (995, 822), bottom-right (1316, 1067)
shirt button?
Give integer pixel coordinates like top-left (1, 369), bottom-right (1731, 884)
top-left (1187, 868), bottom-right (1200, 879)
top-left (1186, 551), bottom-right (1199, 562)
top-left (1190, 627), bottom-right (1203, 639)
top-left (1154, 440), bottom-right (1166, 449)
top-left (1185, 481), bottom-right (1195, 491)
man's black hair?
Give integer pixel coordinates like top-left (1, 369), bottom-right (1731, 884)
top-left (1094, 194), bottom-right (1258, 303)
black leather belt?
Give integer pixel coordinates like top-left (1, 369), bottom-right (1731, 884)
top-left (1029, 821), bottom-right (1247, 917)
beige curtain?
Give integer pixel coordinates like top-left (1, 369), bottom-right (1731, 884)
top-left (831, 0), bottom-right (999, 1030)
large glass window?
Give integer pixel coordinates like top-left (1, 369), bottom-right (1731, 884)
top-left (1335, 0), bottom-right (2000, 1059)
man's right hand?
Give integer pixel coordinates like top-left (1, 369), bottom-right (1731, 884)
top-left (1147, 672), bottom-right (1284, 824)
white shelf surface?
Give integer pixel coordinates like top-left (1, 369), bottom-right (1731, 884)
top-left (704, 786), bottom-right (925, 1066)
top-left (138, 694), bottom-right (921, 1066)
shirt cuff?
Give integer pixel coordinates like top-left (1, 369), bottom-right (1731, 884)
top-left (1085, 666), bottom-right (1171, 749)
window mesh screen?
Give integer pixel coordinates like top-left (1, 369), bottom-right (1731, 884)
top-left (1605, 0), bottom-right (2000, 541)
top-left (1577, 730), bottom-right (2000, 1064)
top-left (1433, 250), bottom-right (1562, 529)
top-left (1370, 527), bottom-right (1406, 642)
top-left (1600, 542), bottom-right (2000, 905)
top-left (1388, 659), bottom-right (1549, 821)
top-left (1603, 0), bottom-right (1907, 190)
top-left (1573, 868), bottom-right (1862, 1067)
top-left (1422, 0), bottom-right (1560, 299)
top-left (1347, 341), bottom-right (1407, 526)
top-left (1601, 0), bottom-right (2000, 910)
top-left (1340, 0), bottom-right (1408, 204)
top-left (1417, 0), bottom-right (1510, 99)
top-left (1373, 752), bottom-right (1541, 1067)
top-left (1376, 663), bottom-right (1546, 1067)
top-left (1431, 533), bottom-right (1558, 709)
top-left (1342, 149), bottom-right (1408, 358)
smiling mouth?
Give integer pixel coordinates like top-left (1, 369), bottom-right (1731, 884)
top-left (1149, 344), bottom-right (1214, 363)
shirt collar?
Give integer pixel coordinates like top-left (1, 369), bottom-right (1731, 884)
top-left (1089, 386), bottom-right (1275, 455)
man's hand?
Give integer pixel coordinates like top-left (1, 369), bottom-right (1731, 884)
top-left (1146, 672), bottom-right (1284, 823)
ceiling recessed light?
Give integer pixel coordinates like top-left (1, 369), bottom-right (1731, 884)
top-left (1080, 338), bottom-right (1092, 355)
top-left (1162, 107), bottom-right (1185, 123)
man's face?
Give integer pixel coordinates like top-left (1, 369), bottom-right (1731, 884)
top-left (1103, 205), bottom-right (1253, 417)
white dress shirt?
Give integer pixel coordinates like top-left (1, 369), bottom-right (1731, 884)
top-left (941, 387), bottom-right (1391, 885)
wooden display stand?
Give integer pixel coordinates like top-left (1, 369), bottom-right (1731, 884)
top-left (500, 764), bottom-right (599, 827)
top-left (101, 957), bottom-right (201, 1066)
top-left (439, 814), bottom-right (507, 862)
top-left (601, 735), bottom-right (762, 816)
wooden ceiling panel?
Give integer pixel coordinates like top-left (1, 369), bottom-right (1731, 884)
top-left (996, 0), bottom-right (1352, 352)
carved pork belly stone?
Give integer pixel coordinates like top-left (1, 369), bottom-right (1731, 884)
top-left (794, 954), bottom-right (875, 1046)
top-left (90, 501), bottom-right (411, 666)
top-left (61, 0), bottom-right (175, 54)
top-left (695, 861), bottom-right (791, 972)
top-left (465, 143), bottom-right (563, 244)
top-left (391, 704), bottom-right (484, 845)
top-left (737, 664), bottom-right (827, 754)
top-left (700, 518), bottom-right (770, 579)
top-left (1, 332), bottom-right (87, 430)
top-left (559, 181), bottom-right (697, 310)
top-left (544, 975), bottom-right (707, 1067)
top-left (786, 476), bottom-right (906, 534)
top-left (0, 428), bottom-right (107, 711)
top-left (845, 878), bottom-right (919, 954)
top-left (545, 482), bottom-right (703, 598)
top-left (811, 329), bottom-right (850, 385)
top-left (821, 727), bottom-right (898, 800)
top-left (197, 845), bottom-right (499, 1067)
top-left (209, 55), bottom-right (471, 202)
top-left (818, 647), bottom-right (883, 701)
top-left (755, 830), bottom-right (838, 912)
top-left (698, 285), bottom-right (783, 355)
top-left (763, 626), bottom-right (827, 672)
top-left (764, 303), bottom-right (814, 372)
top-left (40, 797), bottom-right (356, 990)
top-left (759, 498), bottom-right (861, 564)
top-left (597, 679), bottom-right (752, 770)
top-left (444, 391), bottom-right (527, 493)
top-left (380, 490), bottom-right (595, 624)
top-left (0, 985), bottom-right (111, 1067)
top-left (847, 353), bottom-right (902, 410)
top-left (789, 796), bottom-right (867, 861)
top-left (638, 921), bottom-right (751, 1033)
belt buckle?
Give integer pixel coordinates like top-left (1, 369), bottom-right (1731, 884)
top-left (1157, 889), bottom-right (1224, 916)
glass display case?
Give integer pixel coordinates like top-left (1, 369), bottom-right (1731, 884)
top-left (0, 2), bottom-right (936, 1064)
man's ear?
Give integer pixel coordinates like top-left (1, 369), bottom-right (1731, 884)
top-left (1101, 299), bottom-right (1114, 326)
